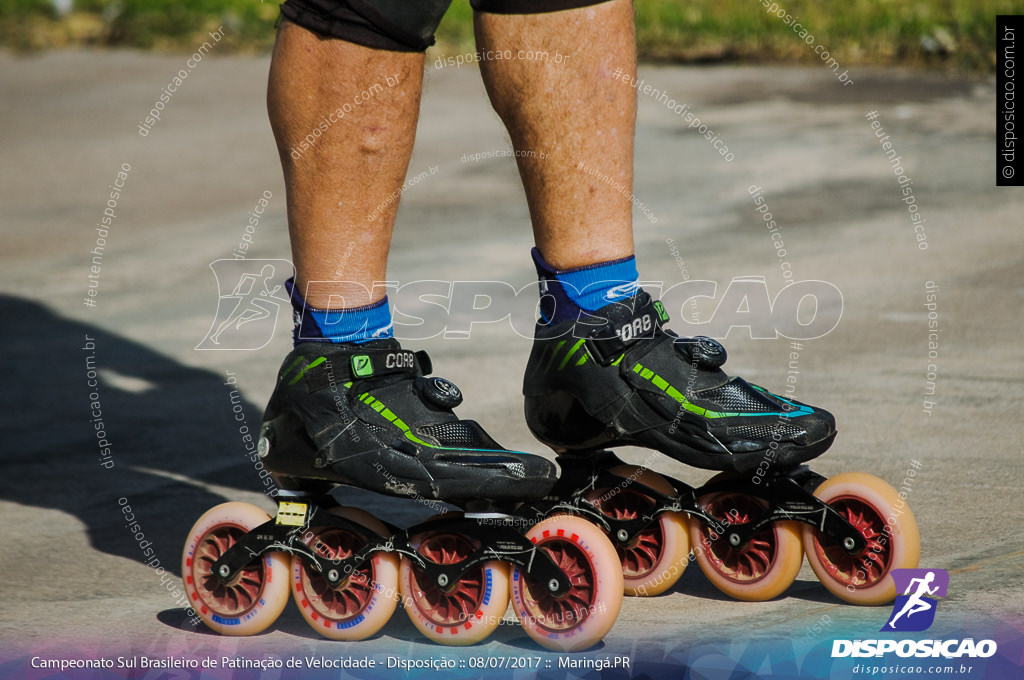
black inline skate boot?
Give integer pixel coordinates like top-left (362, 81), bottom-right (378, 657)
top-left (523, 289), bottom-right (836, 473)
top-left (184, 340), bottom-right (624, 650)
top-left (260, 339), bottom-right (557, 502)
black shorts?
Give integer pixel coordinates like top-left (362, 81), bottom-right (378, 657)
top-left (279, 0), bottom-right (615, 52)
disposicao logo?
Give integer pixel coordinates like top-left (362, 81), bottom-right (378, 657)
top-left (831, 568), bottom-right (998, 659)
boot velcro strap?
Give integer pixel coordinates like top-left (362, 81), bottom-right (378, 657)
top-left (584, 330), bottom-right (628, 365)
top-left (303, 349), bottom-right (432, 392)
top-left (582, 295), bottom-right (663, 366)
top-left (348, 349), bottom-right (431, 380)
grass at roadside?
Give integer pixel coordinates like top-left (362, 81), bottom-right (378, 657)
top-left (0, 0), bottom-right (1012, 72)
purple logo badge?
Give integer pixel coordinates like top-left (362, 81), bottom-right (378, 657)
top-left (881, 568), bottom-right (949, 632)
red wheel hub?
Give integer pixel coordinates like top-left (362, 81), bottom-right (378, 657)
top-left (813, 496), bottom-right (892, 589)
top-left (301, 527), bottom-right (373, 620)
top-left (409, 534), bottom-right (485, 627)
top-left (524, 539), bottom-right (596, 632)
top-left (597, 491), bottom-right (664, 579)
top-left (699, 493), bottom-right (775, 584)
top-left (195, 525), bottom-right (266, 616)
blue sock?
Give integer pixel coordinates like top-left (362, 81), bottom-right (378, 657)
top-left (531, 247), bottom-right (640, 324)
top-left (287, 278), bottom-right (394, 345)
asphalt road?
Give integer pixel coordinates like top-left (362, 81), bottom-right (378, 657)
top-left (0, 48), bottom-right (1021, 679)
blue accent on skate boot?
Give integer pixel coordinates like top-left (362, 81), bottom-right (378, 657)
top-left (750, 384), bottom-right (816, 417)
top-left (286, 278), bottom-right (394, 345)
top-left (531, 247), bottom-right (639, 324)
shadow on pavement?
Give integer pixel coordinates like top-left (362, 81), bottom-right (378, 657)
top-left (0, 294), bottom-right (269, 578)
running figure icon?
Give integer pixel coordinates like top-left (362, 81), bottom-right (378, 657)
top-left (888, 571), bottom-right (939, 628)
top-left (211, 264), bottom-right (282, 344)
top-left (197, 260), bottom-right (292, 350)
top-left (882, 568), bottom-right (949, 632)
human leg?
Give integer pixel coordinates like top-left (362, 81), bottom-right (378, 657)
top-left (261, 6), bottom-right (556, 491)
top-left (474, 0), bottom-right (836, 466)
top-left (267, 18), bottom-right (424, 312)
top-left (474, 0), bottom-right (636, 270)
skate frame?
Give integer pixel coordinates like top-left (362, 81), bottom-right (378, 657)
top-left (546, 450), bottom-right (869, 556)
top-left (209, 493), bottom-right (575, 597)
top-left (209, 450), bottom-right (866, 597)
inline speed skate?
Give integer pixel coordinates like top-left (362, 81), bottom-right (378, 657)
top-left (182, 340), bottom-right (623, 652)
top-left (522, 288), bottom-right (921, 604)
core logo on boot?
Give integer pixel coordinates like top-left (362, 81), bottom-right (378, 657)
top-left (617, 315), bottom-right (654, 342)
top-left (385, 352), bottom-right (415, 369)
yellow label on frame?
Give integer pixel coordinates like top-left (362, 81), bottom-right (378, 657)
top-left (275, 501), bottom-right (308, 526)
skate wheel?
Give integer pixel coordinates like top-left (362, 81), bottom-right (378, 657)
top-left (586, 465), bottom-right (690, 596)
top-left (399, 531), bottom-right (509, 645)
top-left (689, 480), bottom-right (803, 601)
top-left (290, 507), bottom-right (399, 640)
top-left (802, 472), bottom-right (920, 605)
top-left (181, 502), bottom-right (290, 636)
top-left (510, 514), bottom-right (623, 652)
